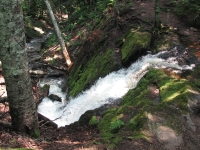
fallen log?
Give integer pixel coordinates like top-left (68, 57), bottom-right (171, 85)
top-left (38, 113), bottom-right (58, 128)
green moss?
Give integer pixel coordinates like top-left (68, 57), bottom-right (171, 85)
top-left (121, 30), bottom-right (151, 63)
top-left (128, 111), bottom-right (147, 130)
top-left (68, 48), bottom-right (119, 97)
top-left (44, 33), bottom-right (58, 48)
top-left (98, 68), bottom-right (198, 146)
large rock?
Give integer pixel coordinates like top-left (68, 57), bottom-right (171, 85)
top-left (121, 30), bottom-right (151, 65)
top-left (68, 48), bottom-right (121, 97)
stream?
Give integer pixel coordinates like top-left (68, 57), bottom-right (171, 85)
top-left (37, 49), bottom-right (195, 127)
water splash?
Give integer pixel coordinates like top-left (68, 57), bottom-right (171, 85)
top-left (38, 51), bottom-right (194, 127)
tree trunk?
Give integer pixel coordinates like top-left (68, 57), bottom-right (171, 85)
top-left (155, 0), bottom-right (161, 29)
top-left (0, 0), bottom-right (39, 136)
top-left (44, 0), bottom-right (73, 68)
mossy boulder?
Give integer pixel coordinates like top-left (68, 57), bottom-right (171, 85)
top-left (121, 30), bottom-right (151, 65)
top-left (97, 68), bottom-right (200, 148)
top-left (68, 48), bottom-right (120, 97)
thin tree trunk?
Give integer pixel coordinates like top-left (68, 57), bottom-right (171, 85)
top-left (155, 0), bottom-right (161, 29)
top-left (0, 0), bottom-right (39, 136)
top-left (44, 0), bottom-right (73, 68)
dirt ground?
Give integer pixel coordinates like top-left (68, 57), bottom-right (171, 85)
top-left (0, 0), bottom-right (200, 149)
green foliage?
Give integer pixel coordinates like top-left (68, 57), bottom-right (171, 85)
top-left (97, 108), bottom-right (123, 148)
top-left (22, 0), bottom-right (46, 18)
top-left (24, 16), bottom-right (32, 27)
top-left (173, 0), bottom-right (200, 26)
top-left (63, 0), bottom-right (114, 33)
top-left (89, 116), bottom-right (99, 126)
top-left (128, 111), bottom-right (147, 130)
top-left (174, 0), bottom-right (200, 16)
top-left (109, 120), bottom-right (124, 130)
top-left (96, 0), bottom-right (114, 12)
top-left (44, 33), bottom-right (58, 48)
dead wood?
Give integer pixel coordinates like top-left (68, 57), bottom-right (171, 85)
top-left (38, 113), bottom-right (58, 128)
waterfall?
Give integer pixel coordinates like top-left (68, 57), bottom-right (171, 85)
top-left (38, 51), bottom-right (195, 127)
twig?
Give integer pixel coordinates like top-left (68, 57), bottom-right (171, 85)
top-left (39, 120), bottom-right (52, 128)
top-left (40, 126), bottom-right (52, 133)
top-left (34, 62), bottom-right (68, 71)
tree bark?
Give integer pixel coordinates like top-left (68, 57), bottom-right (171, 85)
top-left (44, 0), bottom-right (73, 68)
top-left (155, 0), bottom-right (161, 29)
top-left (0, 0), bottom-right (39, 136)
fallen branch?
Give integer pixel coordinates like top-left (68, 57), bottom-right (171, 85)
top-left (38, 113), bottom-right (58, 128)
top-left (44, 0), bottom-right (72, 67)
top-left (31, 62), bottom-right (68, 71)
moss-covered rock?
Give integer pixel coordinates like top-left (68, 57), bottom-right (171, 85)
top-left (121, 30), bottom-right (151, 65)
top-left (97, 68), bottom-right (200, 148)
top-left (68, 48), bottom-right (120, 97)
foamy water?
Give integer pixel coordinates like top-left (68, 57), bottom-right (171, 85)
top-left (38, 51), bottom-right (194, 127)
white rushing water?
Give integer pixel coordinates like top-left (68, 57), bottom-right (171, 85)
top-left (38, 51), bottom-right (195, 127)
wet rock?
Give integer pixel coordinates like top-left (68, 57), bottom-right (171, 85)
top-left (149, 85), bottom-right (160, 105)
top-left (189, 102), bottom-right (200, 115)
top-left (70, 101), bottom-right (120, 125)
top-left (38, 84), bottom-right (50, 102)
top-left (48, 94), bottom-right (62, 102)
top-left (158, 45), bottom-right (199, 66)
top-left (190, 27), bottom-right (198, 32)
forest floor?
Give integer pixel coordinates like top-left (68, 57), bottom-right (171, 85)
top-left (0, 0), bottom-right (200, 149)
